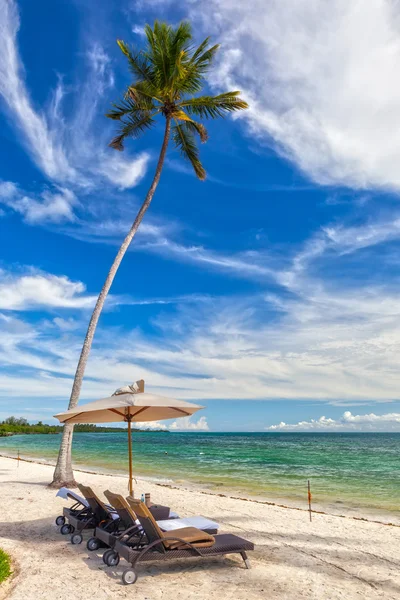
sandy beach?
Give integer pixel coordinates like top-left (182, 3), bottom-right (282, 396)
top-left (0, 455), bottom-right (399, 600)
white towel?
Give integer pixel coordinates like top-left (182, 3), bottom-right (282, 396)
top-left (56, 487), bottom-right (89, 508)
top-left (157, 516), bottom-right (219, 532)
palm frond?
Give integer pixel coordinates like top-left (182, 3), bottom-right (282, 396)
top-left (192, 43), bottom-right (220, 71)
top-left (170, 21), bottom-right (192, 59)
top-left (143, 21), bottom-right (197, 95)
top-left (144, 22), bottom-right (170, 90)
top-left (173, 111), bottom-right (208, 142)
top-left (116, 40), bottom-right (156, 88)
top-left (175, 41), bottom-right (220, 95)
top-left (183, 120), bottom-right (208, 143)
top-left (172, 122), bottom-right (206, 180)
top-left (109, 112), bottom-right (156, 150)
top-left (106, 93), bottom-right (155, 120)
top-left (189, 37), bottom-right (211, 63)
top-left (126, 80), bottom-right (162, 105)
top-left (181, 91), bottom-right (248, 118)
top-left (169, 22), bottom-right (193, 83)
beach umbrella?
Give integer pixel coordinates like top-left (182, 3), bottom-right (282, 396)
top-left (54, 380), bottom-right (204, 495)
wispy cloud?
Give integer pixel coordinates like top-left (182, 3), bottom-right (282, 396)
top-left (100, 153), bottom-right (150, 189)
top-left (0, 0), bottom-right (76, 182)
top-left (324, 218), bottom-right (400, 254)
top-left (266, 411), bottom-right (400, 432)
top-left (0, 0), bottom-right (149, 190)
top-left (132, 24), bottom-right (146, 36)
top-left (0, 181), bottom-right (77, 224)
top-left (0, 267), bottom-right (204, 312)
top-left (3, 276), bottom-right (400, 405)
top-left (0, 269), bottom-right (98, 310)
top-left (193, 0), bottom-right (400, 191)
top-left (140, 237), bottom-right (276, 281)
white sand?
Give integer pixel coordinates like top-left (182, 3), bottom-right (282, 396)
top-left (0, 456), bottom-right (399, 600)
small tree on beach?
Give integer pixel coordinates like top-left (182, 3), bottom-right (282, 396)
top-left (51, 20), bottom-right (248, 487)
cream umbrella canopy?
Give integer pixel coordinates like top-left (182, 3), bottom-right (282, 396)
top-left (54, 381), bottom-right (204, 495)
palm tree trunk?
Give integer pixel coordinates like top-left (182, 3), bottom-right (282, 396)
top-left (50, 117), bottom-right (171, 488)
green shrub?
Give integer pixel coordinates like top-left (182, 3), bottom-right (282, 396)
top-left (0, 548), bottom-right (11, 583)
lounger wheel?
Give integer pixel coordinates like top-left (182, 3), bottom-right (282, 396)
top-left (105, 551), bottom-right (120, 567)
top-left (122, 569), bottom-right (137, 585)
top-left (87, 537), bottom-right (100, 551)
top-left (55, 515), bottom-right (65, 527)
top-left (60, 524), bottom-right (73, 535)
top-left (71, 533), bottom-right (83, 545)
top-left (103, 549), bottom-right (113, 564)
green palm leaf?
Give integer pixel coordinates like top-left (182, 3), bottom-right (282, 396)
top-left (106, 94), bottom-right (155, 120)
top-left (116, 40), bottom-right (156, 88)
top-left (172, 123), bottom-right (206, 180)
top-left (109, 112), bottom-right (156, 150)
top-left (181, 92), bottom-right (249, 119)
top-left (173, 110), bottom-right (208, 142)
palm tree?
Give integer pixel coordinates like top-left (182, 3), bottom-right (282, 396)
top-left (51, 20), bottom-right (248, 487)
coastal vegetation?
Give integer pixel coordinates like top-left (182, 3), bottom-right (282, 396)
top-left (0, 417), bottom-right (167, 437)
top-left (52, 20), bottom-right (248, 488)
top-left (0, 548), bottom-right (11, 583)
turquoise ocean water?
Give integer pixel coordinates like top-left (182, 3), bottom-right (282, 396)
top-left (0, 432), bottom-right (399, 515)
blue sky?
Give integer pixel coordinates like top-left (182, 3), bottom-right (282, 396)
top-left (1, 0), bottom-right (400, 432)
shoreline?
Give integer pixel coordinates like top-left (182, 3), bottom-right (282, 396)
top-left (2, 452), bottom-right (399, 528)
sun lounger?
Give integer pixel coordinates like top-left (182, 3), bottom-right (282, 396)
top-left (113, 498), bottom-right (254, 585)
top-left (55, 487), bottom-right (89, 531)
top-left (91, 491), bottom-right (219, 566)
top-left (88, 490), bottom-right (171, 562)
top-left (58, 484), bottom-right (118, 545)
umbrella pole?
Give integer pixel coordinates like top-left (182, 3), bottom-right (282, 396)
top-left (127, 417), bottom-right (133, 496)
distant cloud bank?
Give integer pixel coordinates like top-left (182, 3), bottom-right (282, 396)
top-left (266, 411), bottom-right (400, 432)
top-left (135, 416), bottom-right (209, 432)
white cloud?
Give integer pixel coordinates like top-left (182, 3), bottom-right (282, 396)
top-left (4, 202), bottom-right (400, 405)
top-left (132, 25), bottom-right (146, 36)
top-left (141, 237), bottom-right (275, 281)
top-left (127, 417), bottom-right (209, 431)
top-left (86, 44), bottom-right (114, 88)
top-left (100, 153), bottom-right (150, 190)
top-left (194, 0), bottom-right (400, 191)
top-left (52, 317), bottom-right (80, 331)
top-left (0, 181), bottom-right (18, 199)
top-left (0, 0), bottom-right (76, 182)
top-left (133, 421), bottom-right (168, 430)
top-left (0, 269), bottom-right (97, 310)
top-left (0, 0), bottom-right (149, 191)
top-left (266, 411), bottom-right (400, 432)
top-left (324, 218), bottom-right (400, 254)
top-left (169, 416), bottom-right (209, 431)
top-left (0, 182), bottom-right (77, 224)
top-left (3, 276), bottom-right (400, 409)
top-left (0, 267), bottom-right (208, 313)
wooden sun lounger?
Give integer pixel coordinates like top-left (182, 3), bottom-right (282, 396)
top-left (92, 490), bottom-right (219, 565)
top-left (60, 484), bottom-right (117, 545)
top-left (89, 490), bottom-right (171, 564)
top-left (113, 497), bottom-right (254, 585)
